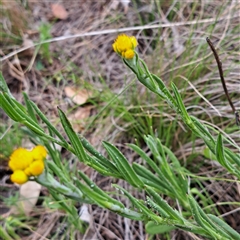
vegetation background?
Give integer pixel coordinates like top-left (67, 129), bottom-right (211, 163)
top-left (0, 1), bottom-right (239, 239)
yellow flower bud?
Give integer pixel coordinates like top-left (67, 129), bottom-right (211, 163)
top-left (9, 148), bottom-right (33, 171)
top-left (112, 34), bottom-right (138, 59)
top-left (10, 170), bottom-right (28, 184)
top-left (124, 49), bottom-right (135, 59)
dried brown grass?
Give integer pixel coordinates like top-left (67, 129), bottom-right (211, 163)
top-left (1, 1), bottom-right (240, 239)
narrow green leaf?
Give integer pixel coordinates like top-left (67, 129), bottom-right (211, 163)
top-left (112, 184), bottom-right (157, 222)
top-left (146, 186), bottom-right (184, 223)
top-left (58, 107), bottom-right (87, 163)
top-left (0, 72), bottom-right (11, 94)
top-left (75, 178), bottom-right (115, 209)
top-left (30, 100), bottom-right (69, 147)
top-left (196, 202), bottom-right (231, 239)
top-left (139, 59), bottom-right (159, 91)
top-left (151, 74), bottom-right (178, 111)
top-left (77, 170), bottom-right (124, 208)
top-left (190, 115), bottom-right (215, 144)
top-left (162, 145), bottom-right (181, 169)
top-left (23, 92), bottom-right (38, 123)
top-left (87, 155), bottom-right (119, 177)
top-left (36, 171), bottom-right (84, 202)
top-left (146, 197), bottom-right (170, 218)
top-left (145, 221), bottom-right (175, 234)
top-left (80, 136), bottom-right (119, 174)
top-left (216, 134), bottom-right (235, 173)
top-left (47, 161), bottom-right (70, 183)
top-left (22, 120), bottom-right (46, 136)
top-left (132, 163), bottom-right (172, 193)
top-left (44, 142), bottom-right (63, 169)
top-left (208, 214), bottom-right (240, 240)
top-left (225, 148), bottom-right (240, 168)
top-left (171, 82), bottom-right (191, 123)
top-left (3, 93), bottom-right (46, 134)
top-left (0, 225), bottom-right (13, 240)
top-left (103, 141), bottom-right (144, 188)
top-left (49, 189), bottom-right (73, 214)
top-left (128, 143), bottom-right (170, 182)
top-left (0, 93), bottom-right (25, 121)
top-left (188, 195), bottom-right (224, 239)
top-left (144, 135), bottom-right (161, 161)
top-left (123, 57), bottom-right (139, 76)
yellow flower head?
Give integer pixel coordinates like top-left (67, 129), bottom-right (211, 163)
top-left (25, 160), bottom-right (44, 176)
top-left (9, 148), bottom-right (33, 171)
top-left (31, 145), bottom-right (47, 161)
top-left (10, 170), bottom-right (28, 184)
top-left (112, 34), bottom-right (138, 59)
top-left (9, 145), bottom-right (47, 184)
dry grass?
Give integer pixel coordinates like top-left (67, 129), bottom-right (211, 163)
top-left (1, 1), bottom-right (240, 239)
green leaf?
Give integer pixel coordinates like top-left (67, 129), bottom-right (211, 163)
top-left (146, 186), bottom-right (184, 223)
top-left (0, 225), bottom-right (13, 240)
top-left (151, 74), bottom-right (178, 111)
top-left (146, 197), bottom-right (170, 218)
top-left (77, 170), bottom-right (124, 208)
top-left (49, 189), bottom-right (73, 214)
top-left (103, 141), bottom-right (144, 188)
top-left (29, 100), bottom-right (69, 148)
top-left (2, 93), bottom-right (46, 135)
top-left (0, 72), bottom-right (12, 96)
top-left (112, 184), bottom-right (158, 222)
top-left (58, 107), bottom-right (88, 163)
top-left (86, 155), bottom-right (119, 177)
top-left (0, 93), bottom-right (20, 121)
top-left (190, 115), bottom-right (215, 146)
top-left (216, 134), bottom-right (235, 173)
top-left (208, 214), bottom-right (240, 240)
top-left (132, 163), bottom-right (173, 193)
top-left (36, 171), bottom-right (84, 202)
top-left (203, 147), bottom-right (217, 160)
top-left (145, 221), bottom-right (175, 234)
top-left (162, 145), bottom-right (181, 169)
top-left (188, 195), bottom-right (228, 239)
top-left (171, 82), bottom-right (191, 123)
top-left (225, 148), bottom-right (240, 168)
top-left (80, 136), bottom-right (119, 175)
top-left (74, 179), bottom-right (140, 221)
top-left (44, 142), bottom-right (63, 169)
top-left (23, 92), bottom-right (38, 123)
top-left (47, 161), bottom-right (70, 183)
top-left (128, 143), bottom-right (171, 183)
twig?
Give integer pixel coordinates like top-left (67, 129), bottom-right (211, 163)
top-left (235, 112), bottom-right (240, 126)
top-left (206, 37), bottom-right (235, 114)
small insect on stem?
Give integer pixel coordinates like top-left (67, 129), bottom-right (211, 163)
top-left (206, 37), bottom-right (239, 126)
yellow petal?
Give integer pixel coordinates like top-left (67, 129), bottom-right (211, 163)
top-left (130, 36), bottom-right (138, 48)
